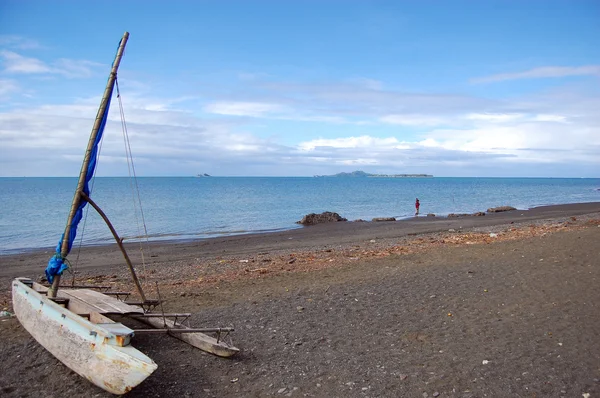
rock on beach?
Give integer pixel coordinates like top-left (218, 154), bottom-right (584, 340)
top-left (487, 206), bottom-right (517, 213)
top-left (297, 211), bottom-right (348, 225)
top-left (372, 217), bottom-right (396, 222)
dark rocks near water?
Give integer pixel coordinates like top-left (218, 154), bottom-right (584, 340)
top-left (487, 206), bottom-right (517, 213)
top-left (297, 206), bottom-right (515, 226)
top-left (448, 211), bottom-right (486, 218)
top-left (297, 211), bottom-right (348, 226)
top-left (372, 217), bottom-right (396, 222)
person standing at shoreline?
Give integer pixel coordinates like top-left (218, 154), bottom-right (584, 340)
top-left (415, 198), bottom-right (420, 216)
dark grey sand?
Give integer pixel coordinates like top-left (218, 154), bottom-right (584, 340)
top-left (1, 202), bottom-right (599, 397)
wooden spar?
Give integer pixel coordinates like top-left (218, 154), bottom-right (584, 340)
top-left (49, 32), bottom-right (129, 298)
top-left (134, 313), bottom-right (192, 317)
top-left (80, 192), bottom-right (146, 302)
top-left (132, 328), bottom-right (235, 334)
top-left (131, 314), bottom-right (240, 357)
top-left (42, 285), bottom-right (113, 290)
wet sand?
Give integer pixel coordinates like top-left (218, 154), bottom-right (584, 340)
top-left (1, 202), bottom-right (599, 397)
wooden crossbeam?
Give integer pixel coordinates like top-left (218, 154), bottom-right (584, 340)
top-left (48, 297), bottom-right (70, 306)
top-left (133, 327), bottom-right (234, 334)
top-left (134, 313), bottom-right (191, 318)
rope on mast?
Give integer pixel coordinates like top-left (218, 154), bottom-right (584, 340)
top-left (115, 78), bottom-right (151, 285)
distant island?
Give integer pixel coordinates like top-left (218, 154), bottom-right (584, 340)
top-left (196, 173), bottom-right (211, 177)
top-left (314, 170), bottom-right (433, 178)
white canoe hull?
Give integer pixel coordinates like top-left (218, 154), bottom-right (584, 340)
top-left (12, 279), bottom-right (157, 395)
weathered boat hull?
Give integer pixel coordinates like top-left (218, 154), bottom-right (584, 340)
top-left (12, 279), bottom-right (157, 395)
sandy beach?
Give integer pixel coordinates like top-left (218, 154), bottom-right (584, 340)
top-left (1, 202), bottom-right (599, 397)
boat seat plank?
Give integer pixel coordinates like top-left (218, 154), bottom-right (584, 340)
top-left (99, 323), bottom-right (134, 335)
top-left (48, 297), bottom-right (70, 306)
top-left (60, 289), bottom-right (144, 315)
top-left (97, 323), bottom-right (134, 346)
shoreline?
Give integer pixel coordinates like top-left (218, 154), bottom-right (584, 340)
top-left (0, 194), bottom-right (600, 258)
top-left (1, 202), bottom-right (599, 280)
top-left (1, 201), bottom-right (599, 257)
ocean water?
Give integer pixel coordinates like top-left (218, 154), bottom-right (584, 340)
top-left (0, 177), bottom-right (599, 254)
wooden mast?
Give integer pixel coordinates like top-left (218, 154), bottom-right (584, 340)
top-left (48, 32), bottom-right (130, 298)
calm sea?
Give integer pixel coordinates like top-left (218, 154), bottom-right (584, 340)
top-left (1, 177), bottom-right (599, 254)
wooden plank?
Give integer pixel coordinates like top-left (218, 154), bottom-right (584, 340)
top-left (34, 282), bottom-right (143, 316)
top-left (48, 297), bottom-right (70, 306)
top-left (89, 311), bottom-right (114, 324)
top-left (97, 322), bottom-right (135, 346)
top-left (60, 289), bottom-right (144, 315)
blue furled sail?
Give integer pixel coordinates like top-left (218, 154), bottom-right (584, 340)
top-left (45, 62), bottom-right (117, 283)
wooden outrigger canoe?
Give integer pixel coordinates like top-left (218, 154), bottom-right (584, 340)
top-left (12, 278), bottom-right (157, 395)
top-left (13, 275), bottom-right (239, 394)
top-left (11, 31), bottom-right (239, 395)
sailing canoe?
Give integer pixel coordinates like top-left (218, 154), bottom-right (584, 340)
top-left (12, 278), bottom-right (157, 395)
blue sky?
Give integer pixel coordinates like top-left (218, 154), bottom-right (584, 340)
top-left (1, 1), bottom-right (599, 177)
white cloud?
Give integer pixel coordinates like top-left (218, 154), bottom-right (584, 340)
top-left (298, 136), bottom-right (402, 151)
top-left (237, 72), bottom-right (270, 81)
top-left (0, 93), bottom-right (287, 176)
top-left (1, 70), bottom-right (598, 177)
top-left (252, 80), bottom-right (501, 123)
top-left (418, 138), bottom-right (440, 148)
top-left (204, 101), bottom-right (284, 117)
top-left (380, 114), bottom-right (450, 126)
top-left (0, 50), bottom-right (103, 78)
top-left (381, 112), bottom-right (569, 127)
top-left (472, 65), bottom-right (600, 84)
top-left (0, 50), bottom-right (51, 73)
top-left (422, 121), bottom-right (598, 164)
top-left (352, 78), bottom-right (383, 90)
top-left (0, 78), bottom-right (20, 99)
top-left (0, 35), bottom-right (42, 50)
top-left (53, 58), bottom-right (104, 78)
top-left (533, 114), bottom-right (567, 123)
top-left (466, 113), bottom-right (524, 123)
